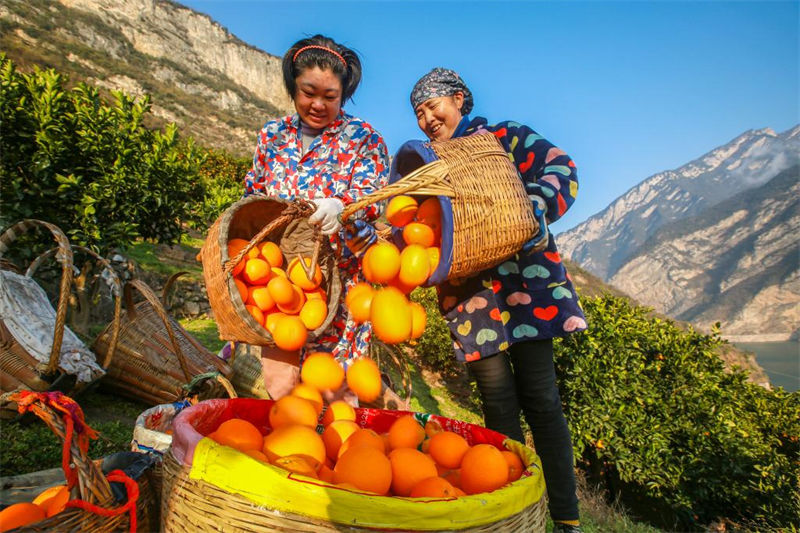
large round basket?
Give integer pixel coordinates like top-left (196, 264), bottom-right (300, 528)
top-left (200, 195), bottom-right (342, 346)
top-left (93, 276), bottom-right (232, 405)
top-left (342, 132), bottom-right (538, 285)
top-left (160, 398), bottom-right (547, 532)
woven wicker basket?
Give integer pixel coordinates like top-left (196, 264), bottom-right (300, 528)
top-left (343, 132), bottom-right (538, 283)
top-left (200, 195), bottom-right (342, 346)
top-left (160, 399), bottom-right (547, 532)
top-left (0, 221), bottom-right (121, 411)
top-left (2, 392), bottom-right (157, 532)
top-left (92, 275), bottom-right (231, 405)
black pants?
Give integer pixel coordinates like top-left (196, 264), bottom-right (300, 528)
top-left (466, 339), bottom-right (579, 521)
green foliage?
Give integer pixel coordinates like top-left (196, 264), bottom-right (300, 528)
top-left (0, 54), bottom-right (203, 252)
top-left (555, 294), bottom-right (800, 529)
top-left (188, 148), bottom-right (249, 228)
top-left (410, 287), bottom-right (461, 376)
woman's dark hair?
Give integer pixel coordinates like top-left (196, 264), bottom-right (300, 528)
top-left (282, 35), bottom-right (362, 102)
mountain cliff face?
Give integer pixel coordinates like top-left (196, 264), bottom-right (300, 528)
top-left (0, 0), bottom-right (294, 156)
top-left (558, 126), bottom-right (800, 341)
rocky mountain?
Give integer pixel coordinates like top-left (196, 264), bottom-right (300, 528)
top-left (558, 126), bottom-right (800, 341)
top-left (0, 0), bottom-right (293, 156)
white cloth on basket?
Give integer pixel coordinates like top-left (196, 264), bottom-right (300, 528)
top-left (0, 269), bottom-right (105, 383)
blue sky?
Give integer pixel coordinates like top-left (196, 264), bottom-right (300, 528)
top-left (179, 0), bottom-right (799, 231)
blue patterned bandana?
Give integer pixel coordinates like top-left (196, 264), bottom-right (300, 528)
top-left (410, 67), bottom-right (474, 115)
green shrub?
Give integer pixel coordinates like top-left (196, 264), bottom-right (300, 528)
top-left (187, 148), bottom-right (249, 229)
top-left (410, 287), bottom-right (461, 376)
top-left (0, 54), bottom-right (203, 252)
top-left (556, 294), bottom-right (799, 529)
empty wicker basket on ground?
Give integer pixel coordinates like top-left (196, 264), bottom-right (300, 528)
top-left (200, 195), bottom-right (341, 346)
top-left (0, 220), bottom-right (121, 415)
top-left (161, 398), bottom-right (547, 532)
top-left (92, 274), bottom-right (231, 405)
top-left (342, 132), bottom-right (539, 285)
top-left (2, 391), bottom-right (157, 532)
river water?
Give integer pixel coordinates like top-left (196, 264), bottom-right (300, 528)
top-left (734, 341), bottom-right (800, 392)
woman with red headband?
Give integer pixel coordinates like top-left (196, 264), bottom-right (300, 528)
top-left (243, 35), bottom-right (389, 402)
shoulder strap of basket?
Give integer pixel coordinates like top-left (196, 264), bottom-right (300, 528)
top-left (124, 279), bottom-right (193, 383)
top-left (0, 220), bottom-right (74, 375)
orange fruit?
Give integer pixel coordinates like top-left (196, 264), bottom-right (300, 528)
top-left (271, 267), bottom-right (287, 278)
top-left (243, 257), bottom-right (272, 285)
top-left (299, 299), bottom-right (328, 330)
top-left (245, 304), bottom-right (265, 327)
top-left (416, 198), bottom-right (443, 240)
top-left (272, 454), bottom-right (319, 478)
top-left (388, 447), bottom-right (438, 496)
top-left (264, 310), bottom-right (287, 334)
top-left (267, 276), bottom-right (295, 306)
top-left (388, 414), bottom-right (426, 450)
top-left (269, 395), bottom-right (318, 429)
top-left (385, 275), bottom-right (416, 295)
top-left (318, 463), bottom-right (335, 483)
top-left (363, 242), bottom-right (401, 284)
top-left (233, 278), bottom-right (248, 303)
top-left (370, 287), bottom-right (412, 344)
top-left (385, 195), bottom-right (418, 227)
top-left (322, 419), bottom-right (360, 460)
top-left (345, 357), bottom-right (382, 403)
top-left (338, 428), bottom-right (385, 458)
top-left (287, 257), bottom-right (324, 290)
top-left (320, 399), bottom-right (356, 427)
top-left (244, 448), bottom-right (269, 462)
top-left (259, 241), bottom-right (283, 268)
top-left (290, 382), bottom-right (324, 415)
top-left (32, 485), bottom-right (69, 517)
top-left (424, 419), bottom-right (443, 438)
top-left (426, 247), bottom-right (440, 275)
top-left (460, 444), bottom-right (509, 494)
top-left (247, 285), bottom-right (275, 312)
top-left (301, 352), bottom-right (345, 392)
top-left (361, 246), bottom-right (376, 283)
top-left (402, 222), bottom-right (436, 248)
top-left (334, 447), bottom-right (392, 495)
top-left (213, 418), bottom-right (264, 452)
top-left (502, 450), bottom-right (525, 482)
top-left (441, 468), bottom-right (462, 489)
top-left (345, 282), bottom-right (373, 308)
top-left (428, 431), bottom-right (470, 469)
top-left (409, 476), bottom-right (457, 498)
top-left (276, 284), bottom-right (306, 315)
top-left (262, 424), bottom-right (326, 469)
top-left (272, 315), bottom-right (308, 351)
top-left (409, 303), bottom-right (426, 340)
top-left (304, 287), bottom-right (327, 301)
top-left (227, 238), bottom-right (249, 277)
top-left (399, 244), bottom-right (430, 287)
top-left (347, 290), bottom-right (373, 324)
top-left (0, 502), bottom-right (45, 531)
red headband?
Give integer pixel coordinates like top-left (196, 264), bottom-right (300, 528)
top-left (292, 45), bottom-right (347, 68)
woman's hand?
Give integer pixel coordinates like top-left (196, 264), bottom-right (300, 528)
top-left (309, 198), bottom-right (344, 235)
top-left (343, 219), bottom-right (377, 256)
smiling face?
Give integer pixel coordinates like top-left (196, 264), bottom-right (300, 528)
top-left (293, 66), bottom-right (343, 129)
top-left (414, 92), bottom-right (464, 141)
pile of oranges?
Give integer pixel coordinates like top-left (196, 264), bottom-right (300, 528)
top-left (228, 238), bottom-right (328, 351)
top-left (0, 484), bottom-right (69, 531)
top-left (346, 195), bottom-right (443, 345)
top-left (205, 352), bottom-right (525, 499)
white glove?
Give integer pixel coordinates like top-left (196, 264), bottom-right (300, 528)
top-left (308, 198), bottom-right (344, 235)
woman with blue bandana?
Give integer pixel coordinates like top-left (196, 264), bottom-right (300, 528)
top-left (403, 67), bottom-right (587, 533)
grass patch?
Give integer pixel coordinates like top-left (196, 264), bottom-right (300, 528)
top-left (124, 240), bottom-right (203, 282)
top-left (179, 316), bottom-right (225, 354)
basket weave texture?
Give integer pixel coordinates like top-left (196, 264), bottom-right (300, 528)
top-left (93, 276), bottom-right (231, 405)
top-left (0, 220), bottom-right (120, 408)
top-left (200, 195), bottom-right (342, 346)
top-left (160, 399), bottom-right (547, 532)
top-left (4, 392), bottom-right (157, 532)
top-left (343, 132), bottom-right (537, 281)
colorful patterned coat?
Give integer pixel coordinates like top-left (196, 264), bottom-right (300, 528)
top-left (439, 116), bottom-right (588, 362)
top-left (244, 110), bottom-right (390, 364)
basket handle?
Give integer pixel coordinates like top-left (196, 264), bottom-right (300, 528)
top-left (123, 280), bottom-right (193, 383)
top-left (181, 371), bottom-right (238, 400)
top-left (223, 199), bottom-right (316, 277)
top-left (294, 227), bottom-right (323, 283)
top-left (161, 271), bottom-right (188, 308)
top-left (0, 220), bottom-right (74, 375)
top-left (26, 246), bottom-right (123, 370)
top-left (340, 160), bottom-right (453, 223)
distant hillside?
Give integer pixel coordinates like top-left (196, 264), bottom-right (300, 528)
top-left (0, 0), bottom-right (294, 156)
top-left (558, 126), bottom-right (800, 342)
